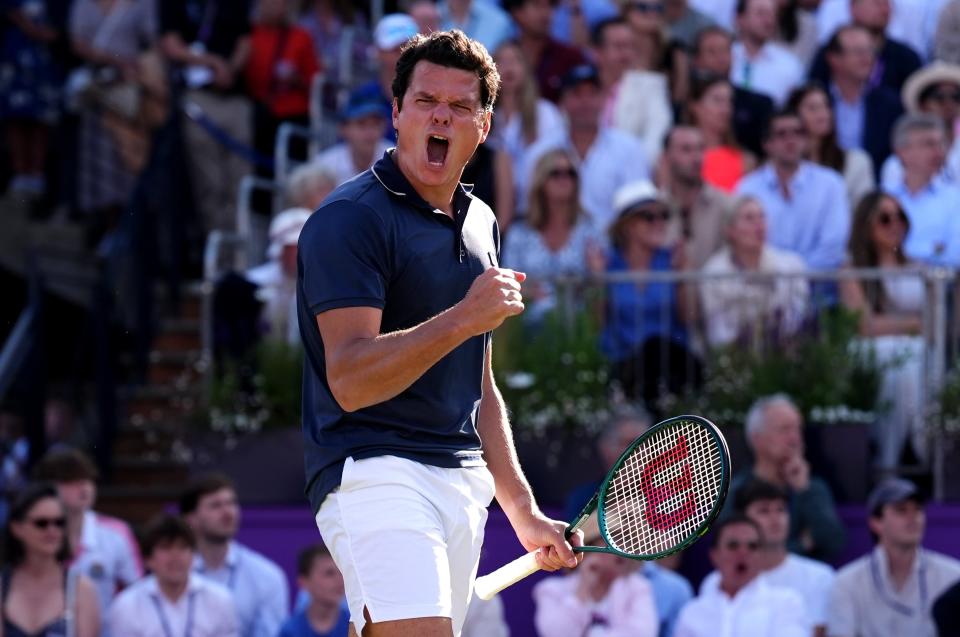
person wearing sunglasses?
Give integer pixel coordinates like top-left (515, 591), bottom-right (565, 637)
top-left (673, 515), bottom-right (808, 637)
top-left (2, 483), bottom-right (100, 637)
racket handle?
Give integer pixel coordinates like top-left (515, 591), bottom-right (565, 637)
top-left (475, 551), bottom-right (541, 600)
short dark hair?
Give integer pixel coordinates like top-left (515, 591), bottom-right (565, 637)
top-left (826, 24), bottom-right (870, 57)
top-left (140, 514), bottom-right (196, 558)
top-left (662, 124), bottom-right (703, 151)
top-left (590, 16), bottom-right (629, 47)
top-left (735, 479), bottom-right (789, 512)
top-left (502, 0), bottom-right (559, 12)
top-left (693, 25), bottom-right (733, 57)
top-left (4, 483), bottom-right (71, 566)
top-left (710, 514), bottom-right (763, 548)
top-left (392, 29), bottom-right (501, 112)
top-left (297, 543), bottom-right (333, 576)
top-left (178, 473), bottom-right (235, 515)
top-left (761, 108), bottom-right (803, 143)
top-left (33, 448), bottom-right (99, 483)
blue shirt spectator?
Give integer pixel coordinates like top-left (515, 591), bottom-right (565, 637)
top-left (439, 0), bottom-right (513, 54)
top-left (279, 609), bottom-right (349, 637)
top-left (830, 83), bottom-right (865, 152)
top-left (550, 0), bottom-right (619, 44)
top-left (887, 180), bottom-right (960, 267)
top-left (640, 563), bottom-right (695, 637)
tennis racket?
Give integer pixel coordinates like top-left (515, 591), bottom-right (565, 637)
top-left (475, 414), bottom-right (730, 600)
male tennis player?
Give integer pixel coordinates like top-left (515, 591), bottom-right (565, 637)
top-left (296, 29), bottom-right (582, 637)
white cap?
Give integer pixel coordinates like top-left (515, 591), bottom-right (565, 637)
top-left (267, 207), bottom-right (312, 259)
top-left (374, 14), bottom-right (419, 51)
top-left (612, 180), bottom-right (666, 218)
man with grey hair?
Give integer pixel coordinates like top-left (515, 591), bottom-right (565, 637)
top-left (885, 113), bottom-right (960, 267)
top-left (285, 162), bottom-right (337, 210)
top-left (724, 394), bottom-right (846, 561)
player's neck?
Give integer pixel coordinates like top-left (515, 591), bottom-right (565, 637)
top-left (306, 599), bottom-right (340, 633)
top-left (198, 539), bottom-right (231, 570)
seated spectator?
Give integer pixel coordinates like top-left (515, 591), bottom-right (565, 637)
top-left (701, 480), bottom-right (835, 636)
top-left (787, 83), bottom-right (875, 209)
top-left (180, 473), bottom-right (289, 637)
top-left (691, 26), bottom-right (775, 157)
top-left (736, 109), bottom-right (850, 271)
top-left (592, 17), bottom-right (673, 165)
top-left (522, 64), bottom-right (650, 232)
top-left (656, 125), bottom-right (731, 269)
top-left (725, 394), bottom-right (846, 561)
top-left (503, 0), bottom-right (588, 103)
top-left (673, 516), bottom-right (807, 637)
top-left (438, 0), bottom-right (513, 54)
top-left (405, 0), bottom-right (441, 35)
top-left (687, 74), bottom-right (756, 192)
top-left (313, 85), bottom-right (393, 187)
top-left (3, 483), bottom-right (100, 637)
top-left (618, 0), bottom-right (692, 108)
top-left (828, 479), bottom-right (960, 637)
top-left (601, 181), bottom-right (701, 413)
top-left (885, 114), bottom-right (960, 267)
top-left (662, 0), bottom-right (715, 50)
top-left (502, 148), bottom-right (604, 321)
top-left (298, 0), bottom-right (374, 93)
top-left (33, 449), bottom-right (143, 622)
top-left (823, 25), bottom-right (902, 177)
top-left (533, 545), bottom-right (658, 637)
top-left (108, 514), bottom-right (238, 636)
top-left (840, 192), bottom-right (925, 472)
top-left (773, 0), bottom-right (819, 69)
top-left (730, 0), bottom-right (805, 106)
top-left (278, 543), bottom-right (348, 637)
top-left (935, 0), bottom-right (960, 64)
top-left (881, 62), bottom-right (960, 189)
top-left (285, 162), bottom-right (337, 210)
top-left (700, 195), bottom-right (809, 347)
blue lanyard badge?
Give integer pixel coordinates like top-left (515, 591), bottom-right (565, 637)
top-left (150, 591), bottom-right (196, 637)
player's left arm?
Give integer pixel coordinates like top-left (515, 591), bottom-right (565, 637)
top-left (477, 345), bottom-right (582, 571)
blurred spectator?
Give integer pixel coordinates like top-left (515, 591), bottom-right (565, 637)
top-left (886, 113), bottom-right (960, 266)
top-left (787, 83), bottom-right (876, 208)
top-left (3, 483), bottom-right (100, 637)
top-left (364, 13), bottom-right (420, 142)
top-left (592, 17), bottom-right (672, 165)
top-left (881, 62), bottom-right (960, 189)
top-left (809, 0), bottom-right (922, 95)
top-left (277, 543), bottom-right (348, 637)
top-left (503, 0), bottom-right (589, 102)
top-left (0, 0), bottom-right (62, 197)
top-left (68, 0), bottom-right (158, 231)
top-left (549, 0), bottom-right (617, 49)
top-left (246, 0), bottom-right (321, 189)
top-left (159, 0), bottom-right (253, 232)
top-left (700, 195), bottom-right (808, 347)
top-left (773, 0), bottom-right (819, 69)
top-left (533, 548), bottom-right (658, 637)
top-left (0, 403), bottom-right (30, 527)
top-left (933, 579), bottom-right (960, 637)
top-left (692, 26), bottom-right (775, 157)
top-left (700, 480), bottom-right (835, 636)
top-left (405, 0), bottom-right (442, 35)
top-left (179, 473), bottom-right (289, 637)
top-left (690, 0), bottom-right (738, 29)
top-left (618, 0), bottom-right (692, 108)
top-left (673, 516), bottom-right (807, 637)
top-left (726, 394), bottom-right (847, 561)
top-left (461, 592), bottom-right (509, 637)
top-left (656, 125), bottom-right (730, 268)
top-left (108, 514), bottom-right (238, 636)
top-left (935, 0), bottom-right (960, 64)
top-left (438, 0), bottom-right (513, 53)
top-left (686, 74), bottom-right (756, 192)
top-left (736, 110), bottom-right (850, 270)
top-left (840, 192), bottom-right (925, 472)
top-left (522, 64), bottom-right (650, 231)
top-left (313, 86), bottom-right (392, 186)
top-left (298, 0), bottom-right (373, 92)
top-left (286, 161), bottom-right (337, 210)
top-left (731, 0), bottom-right (805, 106)
top-left (34, 449), bottom-right (143, 624)
top-left (502, 148), bottom-right (604, 320)
top-left (43, 395), bottom-right (84, 451)
top-left (827, 478), bottom-right (960, 637)
top-left (662, 0), bottom-right (715, 50)
top-left (601, 180), bottom-right (701, 413)
top-left (823, 24), bottom-right (902, 176)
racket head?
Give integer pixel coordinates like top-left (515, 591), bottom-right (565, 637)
top-left (589, 414), bottom-right (730, 560)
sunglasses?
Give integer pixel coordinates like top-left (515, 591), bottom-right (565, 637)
top-left (27, 517), bottom-right (67, 530)
top-left (547, 167), bottom-right (577, 180)
top-left (636, 209), bottom-right (671, 223)
top-left (875, 212), bottom-right (906, 226)
top-left (928, 89), bottom-right (960, 103)
top-left (630, 1), bottom-right (664, 13)
top-left (722, 540), bottom-right (759, 551)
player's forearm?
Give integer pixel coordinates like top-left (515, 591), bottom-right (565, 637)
top-left (326, 305), bottom-right (473, 412)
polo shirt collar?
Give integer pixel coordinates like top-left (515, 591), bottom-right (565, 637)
top-left (192, 540), bottom-right (238, 573)
top-left (371, 149), bottom-right (475, 217)
top-left (761, 161), bottom-right (810, 190)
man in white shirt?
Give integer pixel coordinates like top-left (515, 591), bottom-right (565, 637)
top-left (828, 478), bottom-right (960, 637)
top-left (109, 514), bottom-right (238, 637)
top-left (35, 449), bottom-right (142, 629)
top-left (731, 0), bottom-right (805, 105)
top-left (674, 516), bottom-right (808, 637)
top-left (703, 480), bottom-right (835, 636)
top-left (313, 86), bottom-right (394, 187)
top-left (179, 474), bottom-right (289, 637)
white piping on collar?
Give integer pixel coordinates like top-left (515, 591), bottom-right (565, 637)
top-left (371, 164), bottom-right (406, 197)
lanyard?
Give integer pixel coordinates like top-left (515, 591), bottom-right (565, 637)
top-left (198, 551), bottom-right (240, 590)
top-left (869, 550), bottom-right (928, 617)
top-left (150, 591), bottom-right (196, 637)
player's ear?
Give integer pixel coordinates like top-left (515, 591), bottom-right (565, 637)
top-left (478, 109), bottom-right (491, 143)
top-left (392, 98), bottom-right (400, 130)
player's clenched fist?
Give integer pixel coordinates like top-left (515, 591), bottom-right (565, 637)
top-left (456, 268), bottom-right (527, 335)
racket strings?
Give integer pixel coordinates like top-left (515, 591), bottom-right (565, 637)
top-left (602, 421), bottom-right (723, 557)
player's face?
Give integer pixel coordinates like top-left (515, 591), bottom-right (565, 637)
top-left (300, 555), bottom-right (345, 608)
top-left (56, 479), bottom-right (96, 514)
top-left (147, 539), bottom-right (194, 588)
top-left (192, 487), bottom-right (240, 542)
top-left (710, 522), bottom-right (761, 591)
top-left (393, 61), bottom-right (490, 197)
top-left (870, 499), bottom-right (925, 548)
top-left (745, 498), bottom-right (789, 547)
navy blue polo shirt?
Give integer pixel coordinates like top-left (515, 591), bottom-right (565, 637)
top-left (296, 150), bottom-right (501, 514)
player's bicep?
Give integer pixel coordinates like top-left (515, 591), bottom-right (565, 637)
top-left (316, 307), bottom-right (383, 371)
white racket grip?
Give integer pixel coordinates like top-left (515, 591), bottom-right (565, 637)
top-left (475, 551), bottom-right (542, 600)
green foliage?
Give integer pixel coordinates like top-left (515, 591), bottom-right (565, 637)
top-left (936, 362), bottom-right (960, 436)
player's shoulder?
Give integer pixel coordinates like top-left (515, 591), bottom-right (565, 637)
top-left (301, 175), bottom-right (385, 237)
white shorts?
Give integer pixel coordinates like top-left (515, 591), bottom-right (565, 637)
top-left (314, 455), bottom-right (496, 636)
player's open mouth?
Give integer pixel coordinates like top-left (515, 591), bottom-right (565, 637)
top-left (427, 134), bottom-right (449, 167)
